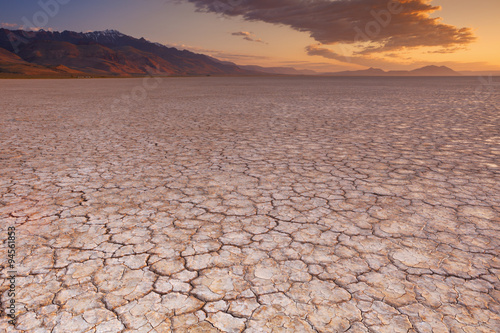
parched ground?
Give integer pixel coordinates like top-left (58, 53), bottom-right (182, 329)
top-left (0, 77), bottom-right (499, 332)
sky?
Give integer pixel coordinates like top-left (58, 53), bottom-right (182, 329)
top-left (1, 0), bottom-right (499, 72)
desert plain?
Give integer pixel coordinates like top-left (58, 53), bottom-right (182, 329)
top-left (0, 77), bottom-right (499, 332)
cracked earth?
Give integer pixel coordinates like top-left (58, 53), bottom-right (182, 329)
top-left (0, 77), bottom-right (499, 332)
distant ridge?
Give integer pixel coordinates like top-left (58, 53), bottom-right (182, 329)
top-left (324, 67), bottom-right (385, 76)
top-left (323, 65), bottom-right (461, 76)
top-left (390, 65), bottom-right (460, 76)
top-left (239, 64), bottom-right (318, 75)
top-left (206, 57), bottom-right (318, 75)
top-left (210, 59), bottom-right (462, 76)
top-left (209, 60), bottom-right (463, 77)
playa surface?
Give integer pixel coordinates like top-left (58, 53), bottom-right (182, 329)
top-left (1, 77), bottom-right (499, 332)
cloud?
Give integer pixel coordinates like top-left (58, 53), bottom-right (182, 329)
top-left (28, 27), bottom-right (54, 32)
top-left (0, 23), bottom-right (54, 32)
top-left (185, 0), bottom-right (475, 56)
top-left (1, 22), bottom-right (20, 29)
top-left (306, 43), bottom-right (406, 68)
top-left (306, 43), bottom-right (495, 70)
top-left (231, 31), bottom-right (265, 43)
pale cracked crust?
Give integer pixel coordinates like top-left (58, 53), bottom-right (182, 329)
top-left (0, 77), bottom-right (499, 332)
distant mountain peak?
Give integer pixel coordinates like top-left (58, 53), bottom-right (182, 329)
top-left (104, 29), bottom-right (122, 34)
top-left (409, 65), bottom-right (458, 75)
top-left (83, 29), bottom-right (125, 40)
top-left (321, 65), bottom-right (460, 76)
top-left (365, 67), bottom-right (385, 72)
top-left (93, 29), bottom-right (123, 35)
top-left (420, 65), bottom-right (445, 69)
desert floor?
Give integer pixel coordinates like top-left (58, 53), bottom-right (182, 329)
top-left (1, 77), bottom-right (499, 332)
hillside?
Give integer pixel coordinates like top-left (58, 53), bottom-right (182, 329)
top-left (0, 29), bottom-right (256, 76)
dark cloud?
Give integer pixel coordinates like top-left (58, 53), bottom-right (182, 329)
top-left (186, 0), bottom-right (475, 55)
top-left (231, 31), bottom-right (264, 43)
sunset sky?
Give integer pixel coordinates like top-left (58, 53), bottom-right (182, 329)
top-left (1, 0), bottom-right (499, 72)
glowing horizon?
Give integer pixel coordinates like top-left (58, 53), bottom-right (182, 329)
top-left (1, 0), bottom-right (499, 72)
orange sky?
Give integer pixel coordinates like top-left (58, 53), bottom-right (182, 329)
top-left (2, 0), bottom-right (499, 71)
top-left (175, 0), bottom-right (500, 71)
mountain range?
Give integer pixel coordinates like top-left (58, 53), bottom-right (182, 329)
top-left (322, 66), bottom-right (461, 76)
top-left (0, 28), bottom-right (253, 76)
top-left (0, 28), bottom-right (466, 77)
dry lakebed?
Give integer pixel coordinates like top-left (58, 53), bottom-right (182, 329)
top-left (0, 77), bottom-right (499, 332)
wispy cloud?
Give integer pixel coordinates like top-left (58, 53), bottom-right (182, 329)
top-left (185, 0), bottom-right (475, 57)
top-left (306, 43), bottom-right (493, 70)
top-left (231, 31), bottom-right (265, 43)
top-left (0, 22), bottom-right (55, 32)
top-left (28, 27), bottom-right (54, 32)
top-left (306, 43), bottom-right (409, 68)
top-left (1, 22), bottom-right (20, 29)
